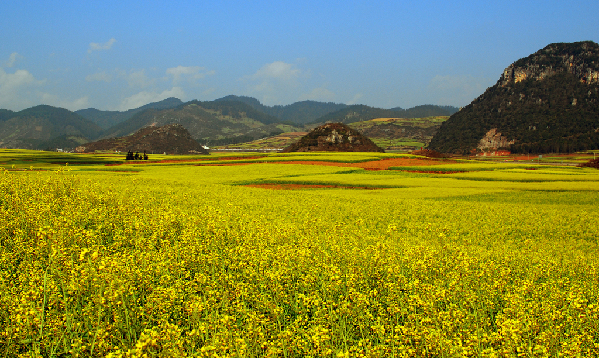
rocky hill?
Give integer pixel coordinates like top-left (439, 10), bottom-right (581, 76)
top-left (428, 41), bottom-right (599, 154)
top-left (282, 122), bottom-right (384, 153)
top-left (0, 105), bottom-right (102, 149)
top-left (76, 124), bottom-right (208, 155)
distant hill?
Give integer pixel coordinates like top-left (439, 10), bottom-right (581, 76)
top-left (0, 109), bottom-right (15, 122)
top-left (215, 95), bottom-right (348, 124)
top-left (215, 95), bottom-right (457, 125)
top-left (349, 117), bottom-right (449, 151)
top-left (77, 124), bottom-right (208, 155)
top-left (76, 97), bottom-right (183, 129)
top-left (311, 105), bottom-right (405, 124)
top-left (389, 105), bottom-right (459, 118)
top-left (428, 41), bottom-right (599, 154)
top-left (268, 101), bottom-right (349, 124)
top-left (0, 105), bottom-right (103, 149)
top-left (101, 100), bottom-right (300, 145)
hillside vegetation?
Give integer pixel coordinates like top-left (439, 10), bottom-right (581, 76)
top-left (100, 100), bottom-right (298, 146)
top-left (76, 98), bottom-right (183, 130)
top-left (216, 95), bottom-right (348, 125)
top-left (0, 105), bottom-right (102, 149)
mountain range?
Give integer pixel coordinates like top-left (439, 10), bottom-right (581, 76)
top-left (0, 96), bottom-right (456, 151)
top-left (5, 41), bottom-right (598, 154)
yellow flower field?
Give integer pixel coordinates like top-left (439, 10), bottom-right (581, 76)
top-left (1, 151), bottom-right (598, 357)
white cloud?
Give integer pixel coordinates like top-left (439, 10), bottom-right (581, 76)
top-left (242, 61), bottom-right (307, 105)
top-left (6, 52), bottom-right (24, 67)
top-left (41, 93), bottom-right (89, 111)
top-left (346, 93), bottom-right (363, 105)
top-left (299, 86), bottom-right (336, 102)
top-left (0, 67), bottom-right (45, 110)
top-left (250, 61), bottom-right (300, 81)
top-left (85, 71), bottom-right (112, 82)
top-left (88, 38), bottom-right (117, 54)
top-left (126, 69), bottom-right (155, 88)
top-left (427, 75), bottom-right (493, 106)
top-left (119, 87), bottom-right (185, 111)
top-left (166, 66), bottom-right (213, 85)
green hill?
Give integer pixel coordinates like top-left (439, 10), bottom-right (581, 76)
top-left (311, 105), bottom-right (404, 124)
top-left (101, 100), bottom-right (300, 145)
top-left (389, 105), bottom-right (458, 118)
top-left (215, 95), bottom-right (457, 125)
top-left (0, 109), bottom-right (15, 122)
top-left (76, 97), bottom-right (183, 129)
top-left (349, 116), bottom-right (449, 151)
top-left (428, 41), bottom-right (599, 154)
top-left (0, 105), bottom-right (103, 149)
top-left (215, 95), bottom-right (348, 124)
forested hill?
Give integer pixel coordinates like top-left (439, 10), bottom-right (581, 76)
top-left (215, 95), bottom-right (347, 124)
top-left (0, 109), bottom-right (15, 122)
top-left (100, 100), bottom-right (295, 145)
top-left (389, 105), bottom-right (459, 118)
top-left (215, 95), bottom-right (455, 124)
top-left (428, 41), bottom-right (599, 154)
top-left (312, 105), bottom-right (404, 124)
top-left (0, 105), bottom-right (102, 149)
top-left (76, 97), bottom-right (183, 129)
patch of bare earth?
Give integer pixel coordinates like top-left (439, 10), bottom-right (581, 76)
top-left (106, 156), bottom-right (264, 166)
top-left (245, 184), bottom-right (387, 190)
top-left (196, 157), bottom-right (453, 171)
top-left (268, 157), bottom-right (453, 170)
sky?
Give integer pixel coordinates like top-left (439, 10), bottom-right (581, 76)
top-left (1, 0), bottom-right (598, 112)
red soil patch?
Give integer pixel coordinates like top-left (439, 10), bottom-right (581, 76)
top-left (411, 149), bottom-right (445, 158)
top-left (106, 156), bottom-right (264, 166)
top-left (579, 158), bottom-right (599, 169)
top-left (405, 170), bottom-right (464, 174)
top-left (274, 157), bottom-right (453, 170)
top-left (196, 163), bottom-right (255, 167)
top-left (196, 157), bottom-right (452, 170)
top-left (245, 184), bottom-right (386, 190)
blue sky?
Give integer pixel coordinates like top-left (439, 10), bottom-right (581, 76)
top-left (1, 0), bottom-right (598, 111)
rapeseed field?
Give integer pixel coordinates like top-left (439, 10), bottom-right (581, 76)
top-left (1, 151), bottom-right (598, 357)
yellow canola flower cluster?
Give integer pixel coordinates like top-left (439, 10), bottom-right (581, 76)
top-left (0, 163), bottom-right (598, 357)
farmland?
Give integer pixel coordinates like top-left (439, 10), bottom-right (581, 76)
top-left (1, 150), bottom-right (598, 357)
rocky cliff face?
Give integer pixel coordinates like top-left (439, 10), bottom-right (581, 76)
top-left (477, 128), bottom-right (515, 150)
top-left (499, 42), bottom-right (599, 87)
